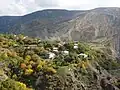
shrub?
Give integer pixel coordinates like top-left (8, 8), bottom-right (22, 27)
top-left (27, 64), bottom-right (32, 69)
top-left (44, 67), bottom-right (57, 74)
top-left (25, 69), bottom-right (33, 75)
top-left (31, 54), bottom-right (40, 62)
top-left (25, 55), bottom-right (31, 61)
top-left (20, 63), bottom-right (27, 69)
top-left (37, 60), bottom-right (47, 71)
top-left (0, 79), bottom-right (31, 90)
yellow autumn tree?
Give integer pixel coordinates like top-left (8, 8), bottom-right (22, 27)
top-left (25, 69), bottom-right (33, 75)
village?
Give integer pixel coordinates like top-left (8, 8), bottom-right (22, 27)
top-left (0, 34), bottom-right (120, 90)
top-left (17, 35), bottom-right (89, 61)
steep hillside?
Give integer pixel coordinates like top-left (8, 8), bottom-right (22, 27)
top-left (8, 9), bottom-right (85, 38)
top-left (0, 16), bottom-right (21, 33)
top-left (0, 34), bottom-right (120, 90)
top-left (1, 8), bottom-right (120, 56)
top-left (0, 9), bottom-right (82, 33)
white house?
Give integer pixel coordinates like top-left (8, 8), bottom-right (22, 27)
top-left (13, 35), bottom-right (17, 37)
top-left (38, 40), bottom-right (41, 43)
top-left (53, 47), bottom-right (58, 52)
top-left (58, 43), bottom-right (62, 47)
top-left (74, 44), bottom-right (78, 46)
top-left (78, 53), bottom-right (88, 58)
top-left (62, 50), bottom-right (69, 55)
top-left (48, 52), bottom-right (56, 60)
top-left (23, 36), bottom-right (28, 40)
top-left (74, 43), bottom-right (78, 49)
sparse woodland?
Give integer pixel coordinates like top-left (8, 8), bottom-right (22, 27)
top-left (0, 34), bottom-right (120, 90)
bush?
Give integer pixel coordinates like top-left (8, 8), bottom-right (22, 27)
top-left (24, 69), bottom-right (33, 75)
top-left (25, 55), bottom-right (31, 61)
top-left (44, 67), bottom-right (57, 74)
top-left (20, 63), bottom-right (27, 69)
top-left (0, 79), bottom-right (31, 90)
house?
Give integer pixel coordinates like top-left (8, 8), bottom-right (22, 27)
top-left (13, 35), bottom-right (17, 37)
top-left (62, 50), bottom-right (69, 55)
top-left (23, 36), bottom-right (28, 40)
top-left (58, 43), bottom-right (63, 47)
top-left (78, 53), bottom-right (88, 58)
top-left (74, 43), bottom-right (78, 49)
top-left (48, 52), bottom-right (56, 60)
top-left (38, 40), bottom-right (41, 43)
top-left (53, 47), bottom-right (58, 52)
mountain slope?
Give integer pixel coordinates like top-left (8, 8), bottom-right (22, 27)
top-left (1, 8), bottom-right (120, 56)
top-left (0, 16), bottom-right (21, 33)
top-left (9, 9), bottom-right (84, 38)
top-left (0, 9), bottom-right (83, 33)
